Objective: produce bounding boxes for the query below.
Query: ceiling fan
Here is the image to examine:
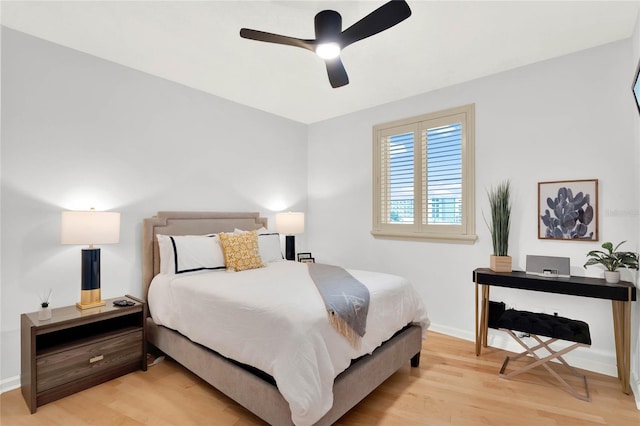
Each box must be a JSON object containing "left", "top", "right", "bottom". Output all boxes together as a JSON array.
[{"left": 239, "top": 1, "right": 412, "bottom": 88}]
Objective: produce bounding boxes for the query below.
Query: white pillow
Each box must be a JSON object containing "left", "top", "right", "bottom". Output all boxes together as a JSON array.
[
  {"left": 257, "top": 233, "right": 284, "bottom": 263},
  {"left": 234, "top": 227, "right": 268, "bottom": 235},
  {"left": 156, "top": 234, "right": 226, "bottom": 274},
  {"left": 156, "top": 234, "right": 174, "bottom": 275},
  {"left": 234, "top": 228, "right": 283, "bottom": 263}
]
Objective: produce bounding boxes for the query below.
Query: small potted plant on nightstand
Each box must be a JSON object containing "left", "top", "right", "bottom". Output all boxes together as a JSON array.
[
  {"left": 486, "top": 180, "right": 512, "bottom": 272},
  {"left": 38, "top": 289, "right": 52, "bottom": 321},
  {"left": 583, "top": 241, "right": 639, "bottom": 283}
]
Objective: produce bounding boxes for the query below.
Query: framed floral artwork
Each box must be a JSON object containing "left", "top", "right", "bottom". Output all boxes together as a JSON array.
[{"left": 538, "top": 179, "right": 598, "bottom": 241}]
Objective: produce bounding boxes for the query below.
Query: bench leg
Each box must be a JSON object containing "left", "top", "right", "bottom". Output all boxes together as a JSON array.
[{"left": 499, "top": 330, "right": 590, "bottom": 401}]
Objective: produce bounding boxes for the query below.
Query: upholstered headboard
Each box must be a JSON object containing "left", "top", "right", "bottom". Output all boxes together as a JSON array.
[{"left": 141, "top": 211, "right": 268, "bottom": 299}]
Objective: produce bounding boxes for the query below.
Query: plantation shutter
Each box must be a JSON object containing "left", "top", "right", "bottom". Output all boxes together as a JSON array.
[
  {"left": 423, "top": 123, "right": 463, "bottom": 226},
  {"left": 378, "top": 125, "right": 417, "bottom": 227}
]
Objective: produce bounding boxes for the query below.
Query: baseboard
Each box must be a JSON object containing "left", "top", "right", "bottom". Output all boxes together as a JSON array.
[
  {"left": 427, "top": 322, "right": 619, "bottom": 377},
  {"left": 1, "top": 375, "right": 20, "bottom": 394},
  {"left": 427, "top": 323, "right": 475, "bottom": 343},
  {"left": 631, "top": 370, "right": 640, "bottom": 410}
]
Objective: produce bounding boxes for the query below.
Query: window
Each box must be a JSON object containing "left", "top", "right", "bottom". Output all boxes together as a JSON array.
[{"left": 372, "top": 104, "right": 476, "bottom": 242}]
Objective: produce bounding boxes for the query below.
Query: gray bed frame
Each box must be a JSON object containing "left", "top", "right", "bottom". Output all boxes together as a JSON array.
[{"left": 142, "top": 211, "right": 422, "bottom": 425}]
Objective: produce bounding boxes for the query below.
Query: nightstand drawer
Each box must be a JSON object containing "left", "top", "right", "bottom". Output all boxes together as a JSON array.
[{"left": 36, "top": 330, "right": 143, "bottom": 393}]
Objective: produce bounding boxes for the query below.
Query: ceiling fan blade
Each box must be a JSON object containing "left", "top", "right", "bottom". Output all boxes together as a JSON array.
[
  {"left": 339, "top": 0, "right": 411, "bottom": 48},
  {"left": 325, "top": 57, "right": 349, "bottom": 88},
  {"left": 240, "top": 28, "right": 315, "bottom": 51}
]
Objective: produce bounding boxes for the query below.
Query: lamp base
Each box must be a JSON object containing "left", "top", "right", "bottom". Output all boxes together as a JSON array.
[
  {"left": 76, "top": 289, "right": 106, "bottom": 310},
  {"left": 78, "top": 248, "right": 104, "bottom": 310},
  {"left": 285, "top": 235, "right": 296, "bottom": 261}
]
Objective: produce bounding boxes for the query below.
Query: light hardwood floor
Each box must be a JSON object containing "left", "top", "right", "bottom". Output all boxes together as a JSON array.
[{"left": 2, "top": 331, "right": 639, "bottom": 425}]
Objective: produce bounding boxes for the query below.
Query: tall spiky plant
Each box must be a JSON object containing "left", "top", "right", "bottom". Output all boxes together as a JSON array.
[{"left": 486, "top": 180, "right": 511, "bottom": 256}]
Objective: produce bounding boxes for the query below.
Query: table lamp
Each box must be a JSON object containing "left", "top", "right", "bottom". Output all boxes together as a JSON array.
[
  {"left": 275, "top": 212, "right": 304, "bottom": 261},
  {"left": 61, "top": 209, "right": 120, "bottom": 309}
]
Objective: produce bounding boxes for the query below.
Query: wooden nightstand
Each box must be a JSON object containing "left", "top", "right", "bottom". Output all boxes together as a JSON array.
[{"left": 20, "top": 295, "right": 147, "bottom": 413}]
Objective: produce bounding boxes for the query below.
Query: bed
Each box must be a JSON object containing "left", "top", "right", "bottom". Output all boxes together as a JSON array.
[{"left": 142, "top": 211, "right": 429, "bottom": 425}]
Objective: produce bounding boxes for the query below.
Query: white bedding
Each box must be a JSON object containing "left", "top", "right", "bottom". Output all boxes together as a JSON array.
[{"left": 148, "top": 261, "right": 429, "bottom": 426}]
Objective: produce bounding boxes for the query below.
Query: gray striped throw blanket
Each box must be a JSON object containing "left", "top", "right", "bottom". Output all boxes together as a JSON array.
[{"left": 307, "top": 263, "right": 370, "bottom": 348}]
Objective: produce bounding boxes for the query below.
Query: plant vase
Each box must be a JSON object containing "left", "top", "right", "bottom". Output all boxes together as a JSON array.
[
  {"left": 38, "top": 303, "right": 51, "bottom": 321},
  {"left": 490, "top": 255, "right": 512, "bottom": 273},
  {"left": 604, "top": 270, "right": 620, "bottom": 284}
]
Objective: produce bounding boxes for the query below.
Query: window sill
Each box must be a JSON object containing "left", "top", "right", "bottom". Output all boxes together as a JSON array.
[{"left": 370, "top": 230, "right": 478, "bottom": 244}]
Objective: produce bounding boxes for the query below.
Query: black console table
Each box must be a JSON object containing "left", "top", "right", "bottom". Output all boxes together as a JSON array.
[{"left": 473, "top": 268, "right": 636, "bottom": 394}]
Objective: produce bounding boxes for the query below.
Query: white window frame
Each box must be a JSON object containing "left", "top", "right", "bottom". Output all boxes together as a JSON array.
[{"left": 371, "top": 104, "right": 477, "bottom": 242}]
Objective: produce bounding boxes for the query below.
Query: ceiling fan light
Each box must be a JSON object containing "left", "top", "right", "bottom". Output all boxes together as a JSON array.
[{"left": 315, "top": 42, "right": 341, "bottom": 60}]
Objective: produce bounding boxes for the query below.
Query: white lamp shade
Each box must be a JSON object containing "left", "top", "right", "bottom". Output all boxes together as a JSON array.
[
  {"left": 275, "top": 212, "right": 305, "bottom": 235},
  {"left": 61, "top": 210, "right": 120, "bottom": 245}
]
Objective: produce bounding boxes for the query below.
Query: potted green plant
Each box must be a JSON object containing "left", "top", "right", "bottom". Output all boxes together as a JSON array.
[
  {"left": 486, "top": 180, "right": 512, "bottom": 272},
  {"left": 38, "top": 288, "right": 52, "bottom": 321},
  {"left": 583, "top": 241, "right": 639, "bottom": 283}
]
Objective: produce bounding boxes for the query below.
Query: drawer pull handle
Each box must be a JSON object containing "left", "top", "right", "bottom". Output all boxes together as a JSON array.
[{"left": 89, "top": 355, "right": 104, "bottom": 364}]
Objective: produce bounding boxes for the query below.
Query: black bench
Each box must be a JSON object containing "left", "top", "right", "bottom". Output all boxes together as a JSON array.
[{"left": 489, "top": 301, "right": 591, "bottom": 401}]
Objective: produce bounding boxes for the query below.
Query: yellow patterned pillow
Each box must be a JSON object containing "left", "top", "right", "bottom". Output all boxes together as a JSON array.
[{"left": 218, "top": 230, "right": 264, "bottom": 271}]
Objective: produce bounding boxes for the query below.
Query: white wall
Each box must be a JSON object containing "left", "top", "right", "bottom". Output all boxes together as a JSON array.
[
  {"left": 0, "top": 28, "right": 308, "bottom": 387},
  {"left": 308, "top": 38, "right": 639, "bottom": 382}
]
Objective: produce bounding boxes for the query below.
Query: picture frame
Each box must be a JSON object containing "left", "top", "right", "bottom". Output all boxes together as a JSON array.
[
  {"left": 297, "top": 252, "right": 312, "bottom": 262},
  {"left": 538, "top": 179, "right": 598, "bottom": 241},
  {"left": 300, "top": 257, "right": 315, "bottom": 263},
  {"left": 633, "top": 57, "right": 640, "bottom": 114}
]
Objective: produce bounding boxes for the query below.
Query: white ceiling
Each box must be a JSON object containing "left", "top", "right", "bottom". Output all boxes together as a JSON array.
[{"left": 2, "top": 1, "right": 639, "bottom": 124}]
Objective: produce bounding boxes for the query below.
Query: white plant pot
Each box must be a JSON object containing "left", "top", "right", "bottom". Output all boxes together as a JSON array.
[{"left": 604, "top": 270, "right": 620, "bottom": 284}]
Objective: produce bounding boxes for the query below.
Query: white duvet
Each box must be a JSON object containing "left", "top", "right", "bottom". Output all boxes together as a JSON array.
[{"left": 148, "top": 261, "right": 429, "bottom": 425}]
